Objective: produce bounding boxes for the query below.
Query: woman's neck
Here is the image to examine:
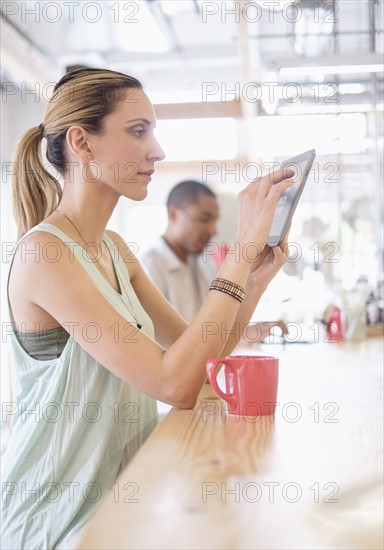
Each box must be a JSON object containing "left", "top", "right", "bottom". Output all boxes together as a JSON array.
[{"left": 52, "top": 182, "right": 119, "bottom": 245}]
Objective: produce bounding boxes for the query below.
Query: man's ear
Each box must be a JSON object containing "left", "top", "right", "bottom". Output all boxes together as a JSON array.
[
  {"left": 66, "top": 126, "right": 92, "bottom": 164},
  {"left": 168, "top": 205, "right": 180, "bottom": 223}
]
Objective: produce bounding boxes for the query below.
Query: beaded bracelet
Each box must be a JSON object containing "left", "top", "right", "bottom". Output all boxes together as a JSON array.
[{"left": 209, "top": 277, "right": 245, "bottom": 303}]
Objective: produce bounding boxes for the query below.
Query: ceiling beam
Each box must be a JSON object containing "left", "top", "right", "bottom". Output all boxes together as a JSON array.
[
  {"left": 101, "top": 43, "right": 237, "bottom": 66},
  {"left": 265, "top": 53, "right": 384, "bottom": 73},
  {"left": 153, "top": 100, "right": 242, "bottom": 119},
  {"left": 236, "top": 0, "right": 260, "bottom": 162},
  {"left": 0, "top": 19, "right": 57, "bottom": 89}
]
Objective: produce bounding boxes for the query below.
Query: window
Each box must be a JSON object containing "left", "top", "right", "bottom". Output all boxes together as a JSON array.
[{"left": 155, "top": 118, "right": 237, "bottom": 161}]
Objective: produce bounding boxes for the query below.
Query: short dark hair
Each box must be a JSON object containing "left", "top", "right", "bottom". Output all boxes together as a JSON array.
[{"left": 166, "top": 180, "right": 216, "bottom": 209}]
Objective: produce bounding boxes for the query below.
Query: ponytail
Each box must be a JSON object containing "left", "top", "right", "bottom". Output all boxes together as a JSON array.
[
  {"left": 12, "top": 126, "right": 62, "bottom": 239},
  {"left": 11, "top": 67, "right": 143, "bottom": 239}
]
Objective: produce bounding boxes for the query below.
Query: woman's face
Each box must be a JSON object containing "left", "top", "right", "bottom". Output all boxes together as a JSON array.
[{"left": 86, "top": 88, "right": 165, "bottom": 200}]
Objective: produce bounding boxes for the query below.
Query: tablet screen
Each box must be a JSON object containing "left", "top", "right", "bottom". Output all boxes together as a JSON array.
[
  {"left": 267, "top": 149, "right": 315, "bottom": 246},
  {"left": 269, "top": 157, "right": 310, "bottom": 237}
]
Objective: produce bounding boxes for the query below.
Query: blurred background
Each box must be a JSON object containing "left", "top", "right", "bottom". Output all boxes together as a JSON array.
[{"left": 1, "top": 0, "right": 383, "bottom": 341}]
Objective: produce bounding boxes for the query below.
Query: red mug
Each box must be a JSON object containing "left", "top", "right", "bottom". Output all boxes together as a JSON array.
[{"left": 206, "top": 355, "right": 279, "bottom": 416}]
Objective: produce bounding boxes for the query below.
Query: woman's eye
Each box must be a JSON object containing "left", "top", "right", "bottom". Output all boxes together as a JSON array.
[{"left": 133, "top": 129, "right": 146, "bottom": 137}]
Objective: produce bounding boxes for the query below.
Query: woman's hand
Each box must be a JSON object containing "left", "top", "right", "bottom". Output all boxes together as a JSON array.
[
  {"left": 235, "top": 168, "right": 294, "bottom": 260},
  {"left": 207, "top": 170, "right": 294, "bottom": 359},
  {"left": 247, "top": 235, "right": 289, "bottom": 291}
]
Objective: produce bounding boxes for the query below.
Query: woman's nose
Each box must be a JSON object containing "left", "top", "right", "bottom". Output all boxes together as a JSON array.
[{"left": 148, "top": 138, "right": 166, "bottom": 162}]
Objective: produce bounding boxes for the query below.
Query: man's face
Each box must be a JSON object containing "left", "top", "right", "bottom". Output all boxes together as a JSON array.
[{"left": 170, "top": 194, "right": 219, "bottom": 255}]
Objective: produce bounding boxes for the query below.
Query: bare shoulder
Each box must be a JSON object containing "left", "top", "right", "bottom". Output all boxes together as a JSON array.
[
  {"left": 8, "top": 229, "right": 84, "bottom": 327},
  {"left": 9, "top": 229, "right": 93, "bottom": 295},
  {"left": 11, "top": 229, "right": 70, "bottom": 273}
]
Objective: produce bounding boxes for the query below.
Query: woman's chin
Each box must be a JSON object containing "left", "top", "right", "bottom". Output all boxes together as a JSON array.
[{"left": 125, "top": 188, "right": 149, "bottom": 202}]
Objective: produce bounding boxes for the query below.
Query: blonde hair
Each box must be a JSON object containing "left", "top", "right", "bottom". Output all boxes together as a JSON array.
[{"left": 12, "top": 67, "right": 142, "bottom": 238}]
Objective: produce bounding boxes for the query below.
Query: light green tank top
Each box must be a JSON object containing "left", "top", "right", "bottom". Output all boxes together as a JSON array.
[{"left": 1, "top": 224, "right": 158, "bottom": 549}]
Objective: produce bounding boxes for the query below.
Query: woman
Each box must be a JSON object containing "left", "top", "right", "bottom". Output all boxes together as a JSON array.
[{"left": 1, "top": 67, "right": 293, "bottom": 549}]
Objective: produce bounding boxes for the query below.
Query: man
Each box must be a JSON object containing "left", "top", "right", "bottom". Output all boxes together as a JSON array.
[
  {"left": 141, "top": 179, "right": 287, "bottom": 342},
  {"left": 140, "top": 180, "right": 219, "bottom": 322}
]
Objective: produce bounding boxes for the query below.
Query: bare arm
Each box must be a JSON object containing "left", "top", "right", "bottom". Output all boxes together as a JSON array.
[
  {"left": 219, "top": 244, "right": 289, "bottom": 356},
  {"left": 9, "top": 170, "right": 293, "bottom": 409}
]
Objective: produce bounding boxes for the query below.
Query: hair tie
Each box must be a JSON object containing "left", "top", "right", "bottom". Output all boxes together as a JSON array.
[{"left": 38, "top": 123, "right": 45, "bottom": 137}]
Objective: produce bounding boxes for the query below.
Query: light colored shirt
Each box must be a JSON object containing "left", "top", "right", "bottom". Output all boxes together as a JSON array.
[
  {"left": 1, "top": 224, "right": 158, "bottom": 550},
  {"left": 140, "top": 237, "right": 218, "bottom": 322}
]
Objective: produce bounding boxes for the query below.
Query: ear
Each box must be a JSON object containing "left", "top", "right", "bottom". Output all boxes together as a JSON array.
[
  {"left": 66, "top": 126, "right": 91, "bottom": 164},
  {"left": 167, "top": 205, "right": 179, "bottom": 223}
]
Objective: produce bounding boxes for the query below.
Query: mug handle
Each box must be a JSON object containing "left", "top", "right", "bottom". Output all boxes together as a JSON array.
[{"left": 206, "top": 359, "right": 235, "bottom": 404}]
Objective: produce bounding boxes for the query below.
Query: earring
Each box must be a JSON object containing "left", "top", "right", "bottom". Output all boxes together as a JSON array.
[{"left": 88, "top": 154, "right": 93, "bottom": 162}]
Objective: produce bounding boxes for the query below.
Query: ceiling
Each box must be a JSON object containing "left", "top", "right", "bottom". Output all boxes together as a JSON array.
[{"left": 1, "top": 0, "right": 383, "bottom": 115}]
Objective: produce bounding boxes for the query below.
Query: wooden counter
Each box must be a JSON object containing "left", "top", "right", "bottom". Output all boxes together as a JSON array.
[{"left": 76, "top": 337, "right": 383, "bottom": 550}]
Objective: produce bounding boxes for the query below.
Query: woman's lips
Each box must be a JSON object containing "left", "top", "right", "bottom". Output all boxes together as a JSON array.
[
  {"left": 138, "top": 169, "right": 154, "bottom": 176},
  {"left": 137, "top": 169, "right": 154, "bottom": 182}
]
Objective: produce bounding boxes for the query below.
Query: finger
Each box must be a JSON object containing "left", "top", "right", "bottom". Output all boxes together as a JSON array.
[
  {"left": 269, "top": 245, "right": 286, "bottom": 268},
  {"left": 268, "top": 167, "right": 295, "bottom": 185},
  {"left": 259, "top": 175, "right": 294, "bottom": 203},
  {"left": 266, "top": 178, "right": 294, "bottom": 208},
  {"left": 242, "top": 168, "right": 294, "bottom": 198},
  {"left": 262, "top": 168, "right": 295, "bottom": 187}
]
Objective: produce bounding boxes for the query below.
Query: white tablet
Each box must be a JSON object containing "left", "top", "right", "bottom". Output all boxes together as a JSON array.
[{"left": 267, "top": 149, "right": 316, "bottom": 247}]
